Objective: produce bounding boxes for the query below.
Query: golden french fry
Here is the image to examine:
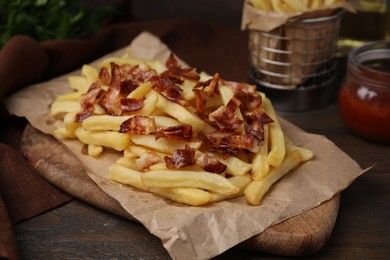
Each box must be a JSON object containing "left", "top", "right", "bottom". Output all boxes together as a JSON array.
[
  {"left": 115, "top": 157, "right": 138, "bottom": 169},
  {"left": 128, "top": 145, "right": 168, "bottom": 159},
  {"left": 211, "top": 174, "right": 252, "bottom": 202},
  {"left": 133, "top": 90, "right": 157, "bottom": 116},
  {"left": 51, "top": 100, "right": 80, "bottom": 115},
  {"left": 324, "top": 0, "right": 341, "bottom": 5},
  {"left": 245, "top": 150, "right": 302, "bottom": 205},
  {"left": 68, "top": 75, "right": 89, "bottom": 93},
  {"left": 54, "top": 127, "right": 77, "bottom": 139},
  {"left": 211, "top": 153, "right": 252, "bottom": 176},
  {"left": 130, "top": 134, "right": 201, "bottom": 155},
  {"left": 283, "top": 0, "right": 309, "bottom": 12},
  {"left": 250, "top": 0, "right": 273, "bottom": 11},
  {"left": 109, "top": 164, "right": 211, "bottom": 206},
  {"left": 81, "top": 64, "right": 99, "bottom": 85},
  {"left": 83, "top": 115, "right": 131, "bottom": 131},
  {"left": 251, "top": 124, "right": 270, "bottom": 180},
  {"left": 55, "top": 91, "right": 81, "bottom": 101},
  {"left": 88, "top": 144, "right": 103, "bottom": 156},
  {"left": 127, "top": 81, "right": 154, "bottom": 99},
  {"left": 310, "top": 0, "right": 324, "bottom": 8},
  {"left": 75, "top": 127, "right": 130, "bottom": 151},
  {"left": 63, "top": 112, "right": 80, "bottom": 133},
  {"left": 270, "top": 0, "right": 284, "bottom": 12},
  {"left": 286, "top": 143, "right": 314, "bottom": 162},
  {"left": 141, "top": 170, "right": 240, "bottom": 195},
  {"left": 154, "top": 91, "right": 214, "bottom": 133},
  {"left": 263, "top": 97, "right": 286, "bottom": 167}
]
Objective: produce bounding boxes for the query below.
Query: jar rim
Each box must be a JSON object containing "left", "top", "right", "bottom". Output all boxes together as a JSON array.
[{"left": 348, "top": 41, "right": 390, "bottom": 88}]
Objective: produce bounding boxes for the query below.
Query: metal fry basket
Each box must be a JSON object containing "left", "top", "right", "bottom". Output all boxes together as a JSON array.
[{"left": 249, "top": 11, "right": 344, "bottom": 90}]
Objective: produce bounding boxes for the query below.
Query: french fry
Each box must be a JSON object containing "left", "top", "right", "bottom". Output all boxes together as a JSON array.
[
  {"left": 55, "top": 91, "right": 81, "bottom": 101},
  {"left": 211, "top": 174, "right": 252, "bottom": 202},
  {"left": 81, "top": 64, "right": 99, "bottom": 85},
  {"left": 251, "top": 124, "right": 270, "bottom": 180},
  {"left": 127, "top": 81, "right": 154, "bottom": 99},
  {"left": 270, "top": 0, "right": 284, "bottom": 12},
  {"left": 68, "top": 76, "right": 88, "bottom": 93},
  {"left": 283, "top": 0, "right": 309, "bottom": 12},
  {"left": 109, "top": 164, "right": 211, "bottom": 206},
  {"left": 141, "top": 170, "right": 240, "bottom": 195},
  {"left": 75, "top": 127, "right": 131, "bottom": 151},
  {"left": 250, "top": 0, "right": 273, "bottom": 11},
  {"left": 154, "top": 91, "right": 214, "bottom": 134},
  {"left": 211, "top": 153, "right": 252, "bottom": 176},
  {"left": 88, "top": 144, "right": 103, "bottom": 156},
  {"left": 245, "top": 150, "right": 302, "bottom": 205},
  {"left": 310, "top": 0, "right": 324, "bottom": 8},
  {"left": 262, "top": 97, "right": 286, "bottom": 167},
  {"left": 130, "top": 134, "right": 201, "bottom": 155},
  {"left": 51, "top": 100, "right": 80, "bottom": 115}
]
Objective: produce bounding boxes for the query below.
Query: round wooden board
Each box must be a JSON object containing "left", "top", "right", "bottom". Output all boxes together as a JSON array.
[{"left": 21, "top": 124, "right": 340, "bottom": 256}]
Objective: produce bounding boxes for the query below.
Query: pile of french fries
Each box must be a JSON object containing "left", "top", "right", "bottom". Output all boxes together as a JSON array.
[
  {"left": 51, "top": 52, "right": 314, "bottom": 206},
  {"left": 250, "top": 0, "right": 345, "bottom": 13}
]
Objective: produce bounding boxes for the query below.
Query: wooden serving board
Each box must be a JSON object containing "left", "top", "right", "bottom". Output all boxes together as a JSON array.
[{"left": 21, "top": 124, "right": 340, "bottom": 257}]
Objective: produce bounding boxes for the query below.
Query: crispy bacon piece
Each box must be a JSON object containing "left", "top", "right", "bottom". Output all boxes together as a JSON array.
[
  {"left": 136, "top": 151, "right": 161, "bottom": 171},
  {"left": 193, "top": 73, "right": 220, "bottom": 96},
  {"left": 244, "top": 110, "right": 274, "bottom": 142},
  {"left": 119, "top": 115, "right": 157, "bottom": 134},
  {"left": 120, "top": 98, "right": 144, "bottom": 113},
  {"left": 195, "top": 153, "right": 227, "bottom": 174},
  {"left": 164, "top": 145, "right": 227, "bottom": 174},
  {"left": 205, "top": 131, "right": 256, "bottom": 153},
  {"left": 75, "top": 82, "right": 103, "bottom": 122},
  {"left": 164, "top": 145, "right": 196, "bottom": 169},
  {"left": 119, "top": 64, "right": 156, "bottom": 94},
  {"left": 163, "top": 53, "right": 200, "bottom": 82},
  {"left": 155, "top": 124, "right": 194, "bottom": 141},
  {"left": 208, "top": 90, "right": 245, "bottom": 131},
  {"left": 99, "top": 63, "right": 157, "bottom": 116},
  {"left": 99, "top": 62, "right": 122, "bottom": 115},
  {"left": 151, "top": 76, "right": 188, "bottom": 106},
  {"left": 98, "top": 67, "right": 111, "bottom": 85}
]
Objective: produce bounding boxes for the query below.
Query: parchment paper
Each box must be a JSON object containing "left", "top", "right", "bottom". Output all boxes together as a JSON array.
[{"left": 3, "top": 32, "right": 367, "bottom": 260}]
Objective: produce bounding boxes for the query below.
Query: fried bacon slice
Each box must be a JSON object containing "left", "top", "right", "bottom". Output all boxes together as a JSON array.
[
  {"left": 165, "top": 145, "right": 226, "bottom": 174},
  {"left": 162, "top": 53, "right": 200, "bottom": 82},
  {"left": 99, "top": 63, "right": 156, "bottom": 116},
  {"left": 205, "top": 131, "right": 255, "bottom": 154},
  {"left": 244, "top": 110, "right": 273, "bottom": 142},
  {"left": 75, "top": 82, "right": 104, "bottom": 122},
  {"left": 119, "top": 115, "right": 157, "bottom": 134},
  {"left": 195, "top": 152, "right": 227, "bottom": 174},
  {"left": 164, "top": 145, "right": 196, "bottom": 169},
  {"left": 155, "top": 124, "right": 194, "bottom": 141},
  {"left": 151, "top": 75, "right": 188, "bottom": 106},
  {"left": 136, "top": 151, "right": 161, "bottom": 172}
]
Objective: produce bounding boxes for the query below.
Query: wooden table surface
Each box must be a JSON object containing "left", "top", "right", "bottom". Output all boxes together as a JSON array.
[{"left": 13, "top": 100, "right": 390, "bottom": 259}]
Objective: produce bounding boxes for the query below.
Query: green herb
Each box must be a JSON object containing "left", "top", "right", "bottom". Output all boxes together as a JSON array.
[{"left": 0, "top": 0, "right": 116, "bottom": 47}]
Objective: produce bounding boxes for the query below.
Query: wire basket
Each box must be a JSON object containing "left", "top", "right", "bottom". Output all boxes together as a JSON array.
[{"left": 249, "top": 11, "right": 344, "bottom": 90}]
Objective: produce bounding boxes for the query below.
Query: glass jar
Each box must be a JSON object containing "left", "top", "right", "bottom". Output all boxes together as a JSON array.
[{"left": 338, "top": 41, "right": 390, "bottom": 144}]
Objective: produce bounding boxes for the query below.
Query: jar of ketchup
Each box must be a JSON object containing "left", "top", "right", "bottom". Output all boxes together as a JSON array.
[{"left": 339, "top": 41, "right": 390, "bottom": 144}]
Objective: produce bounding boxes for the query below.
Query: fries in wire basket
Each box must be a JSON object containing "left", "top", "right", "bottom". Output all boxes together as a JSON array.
[
  {"left": 50, "top": 52, "right": 314, "bottom": 206},
  {"left": 249, "top": 0, "right": 346, "bottom": 13}
]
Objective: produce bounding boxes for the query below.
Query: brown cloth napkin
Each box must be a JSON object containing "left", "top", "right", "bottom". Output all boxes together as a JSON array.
[{"left": 0, "top": 19, "right": 248, "bottom": 259}]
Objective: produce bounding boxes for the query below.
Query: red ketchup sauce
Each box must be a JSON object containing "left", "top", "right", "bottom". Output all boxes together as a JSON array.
[{"left": 338, "top": 41, "right": 390, "bottom": 144}]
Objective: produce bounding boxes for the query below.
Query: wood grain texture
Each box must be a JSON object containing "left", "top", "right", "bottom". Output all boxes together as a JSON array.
[{"left": 21, "top": 124, "right": 340, "bottom": 257}]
